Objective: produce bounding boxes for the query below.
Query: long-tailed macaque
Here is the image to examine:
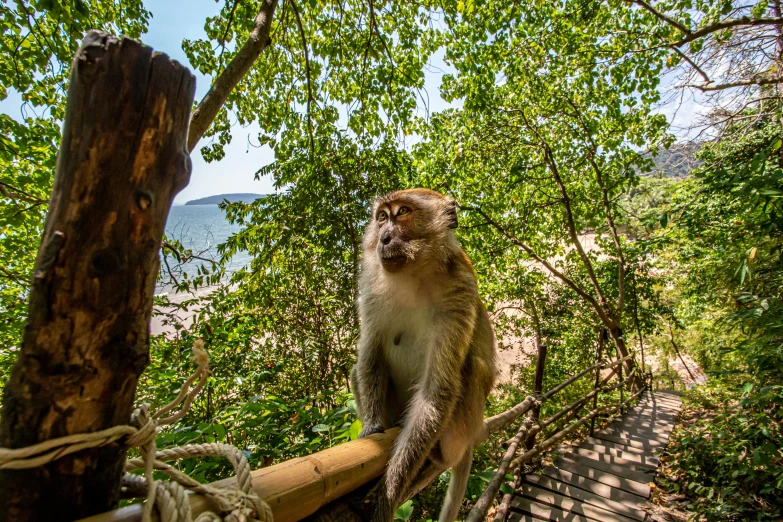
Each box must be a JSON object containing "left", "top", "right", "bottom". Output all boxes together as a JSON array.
[{"left": 351, "top": 188, "right": 497, "bottom": 522}]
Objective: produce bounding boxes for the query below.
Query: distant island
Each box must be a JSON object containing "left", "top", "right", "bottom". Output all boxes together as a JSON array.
[{"left": 184, "top": 193, "right": 265, "bottom": 205}]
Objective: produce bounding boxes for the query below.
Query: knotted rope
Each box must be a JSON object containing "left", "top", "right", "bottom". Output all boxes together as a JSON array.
[{"left": 0, "top": 340, "right": 273, "bottom": 522}]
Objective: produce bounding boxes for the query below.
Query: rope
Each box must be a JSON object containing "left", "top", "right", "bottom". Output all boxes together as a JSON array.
[{"left": 0, "top": 340, "right": 273, "bottom": 522}]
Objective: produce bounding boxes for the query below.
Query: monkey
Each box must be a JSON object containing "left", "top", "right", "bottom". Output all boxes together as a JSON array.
[{"left": 350, "top": 188, "right": 497, "bottom": 522}]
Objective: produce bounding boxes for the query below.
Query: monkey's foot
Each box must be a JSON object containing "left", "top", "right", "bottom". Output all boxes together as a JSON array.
[{"left": 358, "top": 424, "right": 385, "bottom": 438}]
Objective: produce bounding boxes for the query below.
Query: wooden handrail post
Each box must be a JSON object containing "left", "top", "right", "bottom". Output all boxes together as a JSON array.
[
  {"left": 0, "top": 31, "right": 195, "bottom": 522},
  {"left": 589, "top": 327, "right": 606, "bottom": 436},
  {"left": 526, "top": 341, "right": 547, "bottom": 450},
  {"left": 618, "top": 352, "right": 625, "bottom": 415}
]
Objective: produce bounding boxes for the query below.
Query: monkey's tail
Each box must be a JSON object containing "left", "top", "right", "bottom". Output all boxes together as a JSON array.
[{"left": 438, "top": 451, "right": 473, "bottom": 522}]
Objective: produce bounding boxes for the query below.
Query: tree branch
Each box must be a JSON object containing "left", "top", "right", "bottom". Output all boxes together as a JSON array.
[
  {"left": 685, "top": 75, "right": 783, "bottom": 91},
  {"left": 187, "top": 0, "right": 279, "bottom": 152},
  {"left": 676, "top": 16, "right": 783, "bottom": 46},
  {"left": 671, "top": 46, "right": 710, "bottom": 83},
  {"left": 630, "top": 0, "right": 689, "bottom": 34},
  {"left": 561, "top": 95, "right": 627, "bottom": 318},
  {"left": 461, "top": 205, "right": 614, "bottom": 328},
  {"left": 629, "top": 1, "right": 783, "bottom": 47},
  {"left": 0, "top": 266, "right": 28, "bottom": 287},
  {"left": 215, "top": 0, "right": 240, "bottom": 77},
  {"left": 0, "top": 181, "right": 47, "bottom": 205},
  {"left": 289, "top": 0, "right": 315, "bottom": 155}
]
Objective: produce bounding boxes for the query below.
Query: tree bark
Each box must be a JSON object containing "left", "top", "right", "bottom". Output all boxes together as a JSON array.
[{"left": 0, "top": 31, "right": 195, "bottom": 522}]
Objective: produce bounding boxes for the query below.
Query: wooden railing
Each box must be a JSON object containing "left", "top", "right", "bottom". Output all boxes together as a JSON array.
[{"left": 82, "top": 347, "right": 649, "bottom": 522}]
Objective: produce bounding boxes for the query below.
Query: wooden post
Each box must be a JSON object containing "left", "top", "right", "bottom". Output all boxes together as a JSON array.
[
  {"left": 589, "top": 327, "right": 605, "bottom": 436},
  {"left": 0, "top": 31, "right": 195, "bottom": 522},
  {"left": 630, "top": 270, "right": 646, "bottom": 374},
  {"left": 525, "top": 298, "right": 545, "bottom": 450},
  {"left": 618, "top": 350, "right": 625, "bottom": 415},
  {"left": 525, "top": 342, "right": 546, "bottom": 450}
]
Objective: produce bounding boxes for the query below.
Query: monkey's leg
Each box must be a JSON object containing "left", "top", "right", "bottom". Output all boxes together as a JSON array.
[
  {"left": 350, "top": 367, "right": 364, "bottom": 417},
  {"left": 438, "top": 451, "right": 473, "bottom": 522},
  {"left": 373, "top": 345, "right": 467, "bottom": 521}
]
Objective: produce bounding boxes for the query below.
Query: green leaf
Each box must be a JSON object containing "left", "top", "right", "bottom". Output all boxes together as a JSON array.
[{"left": 394, "top": 500, "right": 414, "bottom": 521}]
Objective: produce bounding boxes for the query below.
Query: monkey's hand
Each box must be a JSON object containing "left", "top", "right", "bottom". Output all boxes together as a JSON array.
[{"left": 358, "top": 423, "right": 385, "bottom": 438}]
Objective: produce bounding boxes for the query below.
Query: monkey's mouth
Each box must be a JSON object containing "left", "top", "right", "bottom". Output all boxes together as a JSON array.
[{"left": 379, "top": 252, "right": 409, "bottom": 272}]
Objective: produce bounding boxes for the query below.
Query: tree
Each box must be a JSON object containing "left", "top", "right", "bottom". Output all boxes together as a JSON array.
[
  {"left": 621, "top": 0, "right": 783, "bottom": 134},
  {"left": 413, "top": 0, "right": 670, "bottom": 380}
]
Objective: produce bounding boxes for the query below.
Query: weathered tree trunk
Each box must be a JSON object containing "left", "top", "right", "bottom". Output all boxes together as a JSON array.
[{"left": 0, "top": 31, "right": 195, "bottom": 521}]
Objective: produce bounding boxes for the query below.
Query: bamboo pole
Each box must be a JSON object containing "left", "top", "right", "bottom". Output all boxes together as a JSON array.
[
  {"left": 484, "top": 395, "right": 538, "bottom": 435},
  {"left": 492, "top": 466, "right": 521, "bottom": 522},
  {"left": 79, "top": 428, "right": 400, "bottom": 522},
  {"left": 527, "top": 340, "right": 547, "bottom": 450},
  {"left": 467, "top": 380, "right": 648, "bottom": 522},
  {"left": 511, "top": 385, "right": 646, "bottom": 471},
  {"left": 541, "top": 380, "right": 622, "bottom": 430}
]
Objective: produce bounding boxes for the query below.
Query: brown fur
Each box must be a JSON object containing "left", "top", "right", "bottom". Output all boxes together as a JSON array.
[{"left": 351, "top": 188, "right": 497, "bottom": 522}]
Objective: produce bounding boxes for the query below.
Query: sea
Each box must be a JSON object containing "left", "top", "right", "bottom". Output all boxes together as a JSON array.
[{"left": 157, "top": 205, "right": 252, "bottom": 295}]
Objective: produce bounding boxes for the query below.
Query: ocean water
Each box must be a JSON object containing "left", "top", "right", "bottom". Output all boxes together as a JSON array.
[{"left": 158, "top": 205, "right": 252, "bottom": 294}]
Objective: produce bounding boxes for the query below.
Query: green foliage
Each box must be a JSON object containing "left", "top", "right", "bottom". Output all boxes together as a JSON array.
[
  {"left": 182, "top": 0, "right": 443, "bottom": 162},
  {"left": 663, "top": 383, "right": 783, "bottom": 521},
  {"left": 631, "top": 104, "right": 783, "bottom": 517}
]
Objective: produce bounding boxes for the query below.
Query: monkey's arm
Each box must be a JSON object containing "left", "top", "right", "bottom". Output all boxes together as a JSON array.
[{"left": 354, "top": 334, "right": 390, "bottom": 438}]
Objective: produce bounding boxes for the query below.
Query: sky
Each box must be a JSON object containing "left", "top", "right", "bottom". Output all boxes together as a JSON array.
[{"left": 0, "top": 1, "right": 702, "bottom": 204}]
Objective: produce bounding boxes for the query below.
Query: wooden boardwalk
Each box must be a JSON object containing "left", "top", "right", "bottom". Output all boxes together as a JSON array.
[{"left": 507, "top": 391, "right": 682, "bottom": 522}]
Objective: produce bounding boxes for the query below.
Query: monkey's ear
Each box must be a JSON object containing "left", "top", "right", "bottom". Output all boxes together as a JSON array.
[{"left": 446, "top": 199, "right": 459, "bottom": 229}]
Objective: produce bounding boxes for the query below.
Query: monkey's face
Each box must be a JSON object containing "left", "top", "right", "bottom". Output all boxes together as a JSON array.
[
  {"left": 374, "top": 200, "right": 416, "bottom": 273},
  {"left": 369, "top": 189, "right": 458, "bottom": 274}
]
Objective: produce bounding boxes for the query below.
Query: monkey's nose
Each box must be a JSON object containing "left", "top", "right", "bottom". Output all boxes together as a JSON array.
[{"left": 381, "top": 231, "right": 392, "bottom": 245}]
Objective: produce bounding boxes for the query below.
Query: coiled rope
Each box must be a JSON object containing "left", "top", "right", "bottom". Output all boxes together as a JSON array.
[{"left": 0, "top": 340, "right": 273, "bottom": 522}]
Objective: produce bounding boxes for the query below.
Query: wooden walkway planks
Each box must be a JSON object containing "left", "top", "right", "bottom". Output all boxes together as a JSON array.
[{"left": 507, "top": 391, "right": 681, "bottom": 522}]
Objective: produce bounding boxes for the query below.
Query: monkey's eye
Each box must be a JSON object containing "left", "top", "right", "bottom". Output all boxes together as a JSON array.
[
  {"left": 378, "top": 210, "right": 388, "bottom": 221},
  {"left": 397, "top": 206, "right": 411, "bottom": 216}
]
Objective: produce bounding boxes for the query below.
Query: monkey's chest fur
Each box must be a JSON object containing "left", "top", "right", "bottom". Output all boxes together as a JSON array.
[{"left": 378, "top": 304, "right": 433, "bottom": 422}]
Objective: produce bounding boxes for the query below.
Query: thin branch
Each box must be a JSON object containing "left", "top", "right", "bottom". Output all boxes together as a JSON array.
[
  {"left": 513, "top": 109, "right": 610, "bottom": 311},
  {"left": 685, "top": 75, "right": 783, "bottom": 91},
  {"left": 630, "top": 0, "right": 689, "bottom": 34},
  {"left": 461, "top": 205, "right": 614, "bottom": 328},
  {"left": 188, "top": 0, "right": 279, "bottom": 152},
  {"left": 215, "top": 0, "right": 240, "bottom": 77},
  {"left": 630, "top": 0, "right": 783, "bottom": 48},
  {"left": 561, "top": 96, "right": 626, "bottom": 317},
  {"left": 662, "top": 319, "right": 698, "bottom": 382},
  {"left": 289, "top": 0, "right": 316, "bottom": 155},
  {"left": 672, "top": 46, "right": 710, "bottom": 83},
  {"left": 0, "top": 266, "right": 29, "bottom": 287},
  {"left": 676, "top": 17, "right": 783, "bottom": 47},
  {"left": 0, "top": 181, "right": 47, "bottom": 205}
]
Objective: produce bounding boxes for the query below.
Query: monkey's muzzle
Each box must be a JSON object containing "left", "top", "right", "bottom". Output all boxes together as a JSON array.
[
  {"left": 378, "top": 241, "right": 409, "bottom": 272},
  {"left": 379, "top": 252, "right": 408, "bottom": 272}
]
